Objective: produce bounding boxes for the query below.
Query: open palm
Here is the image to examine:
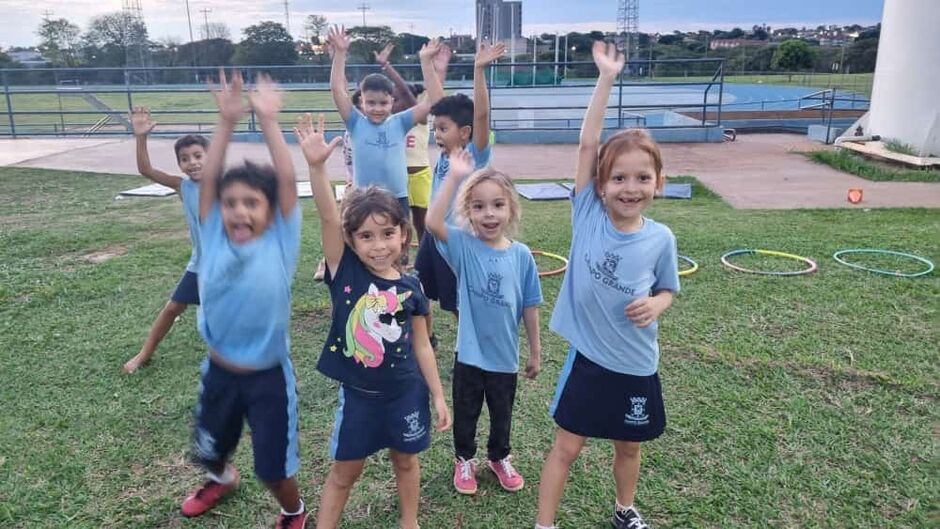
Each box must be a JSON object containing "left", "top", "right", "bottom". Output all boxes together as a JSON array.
[
  {"left": 295, "top": 113, "right": 342, "bottom": 166},
  {"left": 592, "top": 40, "right": 624, "bottom": 77}
]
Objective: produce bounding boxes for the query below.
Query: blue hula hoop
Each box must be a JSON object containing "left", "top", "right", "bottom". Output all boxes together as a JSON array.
[{"left": 832, "top": 249, "right": 935, "bottom": 278}]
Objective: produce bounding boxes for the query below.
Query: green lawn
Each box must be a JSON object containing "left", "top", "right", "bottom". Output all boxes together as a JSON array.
[
  {"left": 803, "top": 150, "right": 940, "bottom": 182},
  {"left": 0, "top": 167, "right": 936, "bottom": 528}
]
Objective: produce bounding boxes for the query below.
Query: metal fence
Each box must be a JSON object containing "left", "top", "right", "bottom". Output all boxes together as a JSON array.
[{"left": 0, "top": 58, "right": 728, "bottom": 138}]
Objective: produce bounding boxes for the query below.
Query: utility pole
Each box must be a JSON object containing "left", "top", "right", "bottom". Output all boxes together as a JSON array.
[
  {"left": 357, "top": 3, "right": 370, "bottom": 26},
  {"left": 184, "top": 0, "right": 194, "bottom": 45},
  {"left": 200, "top": 7, "right": 211, "bottom": 40}
]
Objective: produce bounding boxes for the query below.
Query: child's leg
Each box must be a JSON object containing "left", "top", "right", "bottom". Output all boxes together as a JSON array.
[
  {"left": 535, "top": 428, "right": 587, "bottom": 526},
  {"left": 452, "top": 360, "right": 486, "bottom": 460},
  {"left": 264, "top": 477, "right": 303, "bottom": 513},
  {"left": 124, "top": 300, "right": 187, "bottom": 372},
  {"left": 411, "top": 206, "right": 427, "bottom": 242},
  {"left": 483, "top": 370, "right": 518, "bottom": 461},
  {"left": 316, "top": 459, "right": 366, "bottom": 529},
  {"left": 389, "top": 450, "right": 421, "bottom": 529},
  {"left": 612, "top": 441, "right": 642, "bottom": 508}
]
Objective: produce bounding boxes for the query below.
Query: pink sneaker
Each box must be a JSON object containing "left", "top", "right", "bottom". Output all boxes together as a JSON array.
[
  {"left": 180, "top": 467, "right": 240, "bottom": 517},
  {"left": 453, "top": 457, "right": 478, "bottom": 495},
  {"left": 488, "top": 456, "right": 524, "bottom": 492}
]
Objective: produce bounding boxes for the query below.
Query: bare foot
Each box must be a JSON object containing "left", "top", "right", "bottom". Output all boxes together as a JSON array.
[{"left": 123, "top": 352, "right": 151, "bottom": 373}]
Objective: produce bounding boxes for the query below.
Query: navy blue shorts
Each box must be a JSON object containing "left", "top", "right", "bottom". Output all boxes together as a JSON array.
[
  {"left": 550, "top": 349, "right": 666, "bottom": 442},
  {"left": 170, "top": 270, "right": 200, "bottom": 305},
  {"left": 329, "top": 381, "right": 432, "bottom": 461},
  {"left": 191, "top": 359, "right": 300, "bottom": 481},
  {"left": 414, "top": 233, "right": 458, "bottom": 313}
]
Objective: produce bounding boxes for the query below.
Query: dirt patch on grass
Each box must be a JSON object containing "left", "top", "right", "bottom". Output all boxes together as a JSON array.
[{"left": 80, "top": 245, "right": 128, "bottom": 264}]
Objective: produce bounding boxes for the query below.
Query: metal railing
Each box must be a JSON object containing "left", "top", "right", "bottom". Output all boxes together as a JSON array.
[{"left": 1, "top": 59, "right": 726, "bottom": 138}]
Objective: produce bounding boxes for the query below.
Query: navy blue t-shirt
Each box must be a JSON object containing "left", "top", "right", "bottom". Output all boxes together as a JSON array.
[{"left": 317, "top": 247, "right": 430, "bottom": 393}]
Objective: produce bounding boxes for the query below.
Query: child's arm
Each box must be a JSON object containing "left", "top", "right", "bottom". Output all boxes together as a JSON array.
[
  {"left": 625, "top": 291, "right": 674, "bottom": 328},
  {"left": 295, "top": 113, "right": 344, "bottom": 272},
  {"left": 575, "top": 41, "right": 624, "bottom": 194},
  {"left": 411, "top": 315, "right": 452, "bottom": 432},
  {"left": 129, "top": 107, "right": 182, "bottom": 191},
  {"left": 425, "top": 149, "right": 475, "bottom": 242},
  {"left": 410, "top": 38, "right": 447, "bottom": 125},
  {"left": 522, "top": 306, "right": 541, "bottom": 379},
  {"left": 327, "top": 25, "right": 354, "bottom": 122},
  {"left": 248, "top": 74, "right": 296, "bottom": 217},
  {"left": 200, "top": 70, "right": 246, "bottom": 220},
  {"left": 374, "top": 43, "right": 418, "bottom": 112},
  {"left": 472, "top": 42, "right": 505, "bottom": 152}
]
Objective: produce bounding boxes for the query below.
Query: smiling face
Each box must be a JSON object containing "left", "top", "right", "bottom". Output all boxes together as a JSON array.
[
  {"left": 176, "top": 144, "right": 206, "bottom": 181},
  {"left": 599, "top": 149, "right": 663, "bottom": 232},
  {"left": 466, "top": 180, "right": 512, "bottom": 245},
  {"left": 220, "top": 181, "right": 274, "bottom": 244},
  {"left": 349, "top": 213, "right": 405, "bottom": 277},
  {"left": 432, "top": 115, "right": 471, "bottom": 153},
  {"left": 360, "top": 89, "right": 394, "bottom": 124}
]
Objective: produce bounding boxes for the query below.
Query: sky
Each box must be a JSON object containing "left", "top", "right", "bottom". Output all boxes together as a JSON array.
[{"left": 1, "top": 0, "right": 885, "bottom": 49}]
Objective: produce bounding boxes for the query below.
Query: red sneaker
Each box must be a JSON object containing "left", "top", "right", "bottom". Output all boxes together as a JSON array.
[
  {"left": 276, "top": 510, "right": 308, "bottom": 529},
  {"left": 180, "top": 467, "right": 240, "bottom": 517},
  {"left": 488, "top": 456, "right": 524, "bottom": 492},
  {"left": 453, "top": 457, "right": 478, "bottom": 495}
]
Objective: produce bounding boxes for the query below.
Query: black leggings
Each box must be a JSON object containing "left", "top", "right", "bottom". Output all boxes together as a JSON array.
[{"left": 452, "top": 359, "right": 518, "bottom": 461}]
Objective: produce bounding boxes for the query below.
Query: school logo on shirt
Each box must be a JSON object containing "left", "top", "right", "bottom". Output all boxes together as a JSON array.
[
  {"left": 584, "top": 251, "right": 636, "bottom": 296},
  {"left": 402, "top": 410, "right": 426, "bottom": 442},
  {"left": 469, "top": 272, "right": 510, "bottom": 308},
  {"left": 624, "top": 396, "right": 650, "bottom": 426},
  {"left": 366, "top": 130, "right": 399, "bottom": 150}
]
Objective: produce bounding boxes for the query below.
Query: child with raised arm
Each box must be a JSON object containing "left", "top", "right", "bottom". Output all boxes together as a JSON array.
[
  {"left": 180, "top": 71, "right": 308, "bottom": 528},
  {"left": 123, "top": 107, "right": 208, "bottom": 373},
  {"left": 294, "top": 113, "right": 451, "bottom": 529},
  {"left": 425, "top": 152, "right": 542, "bottom": 495},
  {"left": 534, "top": 41, "right": 680, "bottom": 529},
  {"left": 326, "top": 25, "right": 446, "bottom": 216},
  {"left": 414, "top": 41, "right": 504, "bottom": 346}
]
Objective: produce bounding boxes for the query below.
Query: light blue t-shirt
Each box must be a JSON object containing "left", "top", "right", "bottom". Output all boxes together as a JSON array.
[
  {"left": 437, "top": 226, "right": 542, "bottom": 373},
  {"left": 197, "top": 203, "right": 302, "bottom": 370},
  {"left": 549, "top": 186, "right": 679, "bottom": 376},
  {"left": 348, "top": 108, "right": 414, "bottom": 198},
  {"left": 179, "top": 178, "right": 201, "bottom": 273},
  {"left": 430, "top": 142, "right": 492, "bottom": 222}
]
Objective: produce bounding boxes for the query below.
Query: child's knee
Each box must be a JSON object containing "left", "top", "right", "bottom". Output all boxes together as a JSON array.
[
  {"left": 613, "top": 441, "right": 641, "bottom": 460},
  {"left": 551, "top": 440, "right": 583, "bottom": 466},
  {"left": 389, "top": 451, "right": 418, "bottom": 473},
  {"left": 328, "top": 463, "right": 364, "bottom": 490}
]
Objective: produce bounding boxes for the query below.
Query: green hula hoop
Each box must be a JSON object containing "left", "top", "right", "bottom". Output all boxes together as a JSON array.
[
  {"left": 832, "top": 249, "right": 935, "bottom": 278},
  {"left": 678, "top": 255, "right": 699, "bottom": 277}
]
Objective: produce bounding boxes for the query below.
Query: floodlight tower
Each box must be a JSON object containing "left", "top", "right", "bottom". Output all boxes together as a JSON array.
[
  {"left": 122, "top": 0, "right": 151, "bottom": 81},
  {"left": 616, "top": 0, "right": 639, "bottom": 63}
]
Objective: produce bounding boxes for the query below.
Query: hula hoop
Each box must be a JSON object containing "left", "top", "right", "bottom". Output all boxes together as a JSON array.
[
  {"left": 832, "top": 249, "right": 935, "bottom": 278},
  {"left": 721, "top": 248, "right": 817, "bottom": 276},
  {"left": 678, "top": 255, "right": 699, "bottom": 277},
  {"left": 531, "top": 250, "right": 568, "bottom": 277}
]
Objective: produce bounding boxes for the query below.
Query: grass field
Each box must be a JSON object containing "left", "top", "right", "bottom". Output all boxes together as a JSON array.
[
  {"left": 803, "top": 150, "right": 940, "bottom": 183},
  {"left": 0, "top": 167, "right": 937, "bottom": 528}
]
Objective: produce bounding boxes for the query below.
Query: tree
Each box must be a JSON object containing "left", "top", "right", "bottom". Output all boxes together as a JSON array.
[
  {"left": 304, "top": 14, "right": 328, "bottom": 43},
  {"left": 179, "top": 38, "right": 235, "bottom": 67},
  {"left": 234, "top": 21, "right": 297, "bottom": 65},
  {"left": 81, "top": 11, "right": 149, "bottom": 67},
  {"left": 200, "top": 22, "right": 230, "bottom": 41},
  {"left": 844, "top": 36, "right": 878, "bottom": 73},
  {"left": 346, "top": 25, "right": 397, "bottom": 64},
  {"left": 37, "top": 17, "right": 81, "bottom": 67},
  {"left": 396, "top": 33, "right": 429, "bottom": 56},
  {"left": 771, "top": 39, "right": 816, "bottom": 79},
  {"left": 0, "top": 49, "right": 23, "bottom": 68}
]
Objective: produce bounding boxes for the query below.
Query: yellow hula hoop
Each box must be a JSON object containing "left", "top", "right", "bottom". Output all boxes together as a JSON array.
[
  {"left": 678, "top": 255, "right": 699, "bottom": 277},
  {"left": 721, "top": 248, "right": 818, "bottom": 276},
  {"left": 531, "top": 250, "right": 569, "bottom": 277}
]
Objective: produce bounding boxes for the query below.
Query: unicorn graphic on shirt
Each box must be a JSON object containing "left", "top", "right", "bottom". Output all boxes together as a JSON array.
[{"left": 344, "top": 283, "right": 412, "bottom": 368}]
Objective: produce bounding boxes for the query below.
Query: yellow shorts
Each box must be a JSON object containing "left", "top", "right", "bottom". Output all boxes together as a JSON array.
[{"left": 407, "top": 166, "right": 432, "bottom": 209}]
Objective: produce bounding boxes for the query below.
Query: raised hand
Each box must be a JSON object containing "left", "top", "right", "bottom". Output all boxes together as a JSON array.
[
  {"left": 592, "top": 40, "right": 624, "bottom": 78},
  {"left": 447, "top": 148, "right": 475, "bottom": 178},
  {"left": 419, "top": 37, "right": 442, "bottom": 62},
  {"left": 475, "top": 41, "right": 506, "bottom": 68},
  {"left": 248, "top": 73, "right": 283, "bottom": 121},
  {"left": 327, "top": 25, "right": 350, "bottom": 54},
  {"left": 130, "top": 106, "right": 156, "bottom": 136},
  {"left": 374, "top": 42, "right": 394, "bottom": 66},
  {"left": 294, "top": 113, "right": 342, "bottom": 166},
  {"left": 432, "top": 43, "right": 452, "bottom": 79},
  {"left": 210, "top": 69, "right": 247, "bottom": 123}
]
